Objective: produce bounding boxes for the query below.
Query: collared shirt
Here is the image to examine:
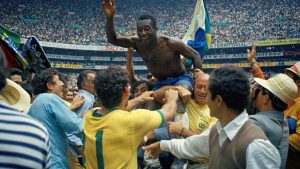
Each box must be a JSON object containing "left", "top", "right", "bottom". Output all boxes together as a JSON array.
[
  {"left": 284, "top": 96, "right": 300, "bottom": 151},
  {"left": 75, "top": 89, "right": 95, "bottom": 118},
  {"left": 68, "top": 89, "right": 95, "bottom": 156},
  {"left": 160, "top": 111, "right": 281, "bottom": 169},
  {"left": 28, "top": 93, "right": 82, "bottom": 169}
]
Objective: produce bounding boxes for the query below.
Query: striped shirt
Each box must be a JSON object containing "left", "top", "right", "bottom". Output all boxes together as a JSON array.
[{"left": 0, "top": 102, "right": 51, "bottom": 169}]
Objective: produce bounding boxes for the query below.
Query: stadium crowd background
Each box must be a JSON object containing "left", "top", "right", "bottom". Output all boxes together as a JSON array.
[
  {"left": 0, "top": 0, "right": 299, "bottom": 91},
  {"left": 1, "top": 0, "right": 299, "bottom": 45}
]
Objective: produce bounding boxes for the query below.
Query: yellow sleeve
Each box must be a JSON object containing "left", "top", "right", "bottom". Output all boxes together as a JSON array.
[{"left": 130, "top": 109, "right": 163, "bottom": 135}]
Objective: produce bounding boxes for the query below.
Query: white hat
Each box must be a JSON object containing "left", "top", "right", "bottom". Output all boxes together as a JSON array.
[
  {"left": 285, "top": 61, "right": 300, "bottom": 78},
  {"left": 0, "top": 79, "right": 31, "bottom": 112},
  {"left": 254, "top": 74, "right": 298, "bottom": 104}
]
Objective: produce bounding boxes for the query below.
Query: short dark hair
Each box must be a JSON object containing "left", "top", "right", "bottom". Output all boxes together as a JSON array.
[
  {"left": 7, "top": 68, "right": 22, "bottom": 77},
  {"left": 94, "top": 65, "right": 129, "bottom": 109},
  {"left": 77, "top": 70, "right": 95, "bottom": 89},
  {"left": 133, "top": 79, "right": 153, "bottom": 92},
  {"left": 138, "top": 14, "right": 157, "bottom": 28},
  {"left": 32, "top": 68, "right": 60, "bottom": 95},
  {"left": 208, "top": 66, "right": 250, "bottom": 113},
  {"left": 260, "top": 86, "right": 288, "bottom": 112},
  {"left": 0, "top": 48, "right": 7, "bottom": 91}
]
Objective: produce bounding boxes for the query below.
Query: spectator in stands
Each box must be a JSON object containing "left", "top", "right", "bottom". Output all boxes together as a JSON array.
[
  {"left": 0, "top": 44, "right": 51, "bottom": 168},
  {"left": 2, "top": 0, "right": 299, "bottom": 45},
  {"left": 28, "top": 68, "right": 82, "bottom": 168},
  {"left": 7, "top": 68, "right": 23, "bottom": 85},
  {"left": 144, "top": 66, "right": 281, "bottom": 169}
]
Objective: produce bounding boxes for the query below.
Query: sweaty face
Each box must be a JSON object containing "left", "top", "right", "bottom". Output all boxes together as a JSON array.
[
  {"left": 194, "top": 76, "right": 209, "bottom": 105},
  {"left": 137, "top": 19, "right": 156, "bottom": 40}
]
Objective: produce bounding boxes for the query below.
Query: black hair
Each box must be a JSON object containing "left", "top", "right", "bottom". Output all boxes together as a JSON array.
[
  {"left": 208, "top": 66, "right": 250, "bottom": 113},
  {"left": 260, "top": 86, "right": 288, "bottom": 112},
  {"left": 32, "top": 68, "right": 60, "bottom": 95},
  {"left": 77, "top": 70, "right": 95, "bottom": 89},
  {"left": 94, "top": 65, "right": 129, "bottom": 109},
  {"left": 7, "top": 68, "right": 22, "bottom": 77},
  {"left": 138, "top": 14, "right": 157, "bottom": 28},
  {"left": 0, "top": 48, "right": 7, "bottom": 91},
  {"left": 21, "top": 82, "right": 34, "bottom": 99},
  {"left": 133, "top": 79, "right": 153, "bottom": 92}
]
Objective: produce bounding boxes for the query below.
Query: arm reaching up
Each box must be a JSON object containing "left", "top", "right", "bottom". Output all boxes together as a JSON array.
[
  {"left": 102, "top": 0, "right": 137, "bottom": 48},
  {"left": 247, "top": 44, "right": 264, "bottom": 79},
  {"left": 126, "top": 48, "right": 138, "bottom": 83}
]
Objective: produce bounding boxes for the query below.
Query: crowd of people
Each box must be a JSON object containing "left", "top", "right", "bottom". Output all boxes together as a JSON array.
[
  {"left": 0, "top": 0, "right": 299, "bottom": 45},
  {"left": 0, "top": 0, "right": 300, "bottom": 168},
  {"left": 1, "top": 43, "right": 300, "bottom": 168}
]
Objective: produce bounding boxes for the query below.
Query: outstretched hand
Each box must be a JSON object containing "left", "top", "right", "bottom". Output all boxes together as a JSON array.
[
  {"left": 247, "top": 44, "right": 256, "bottom": 63},
  {"left": 102, "top": 0, "right": 116, "bottom": 17},
  {"left": 137, "top": 91, "right": 155, "bottom": 103},
  {"left": 175, "top": 86, "right": 191, "bottom": 104},
  {"left": 70, "top": 94, "right": 85, "bottom": 111},
  {"left": 142, "top": 141, "right": 161, "bottom": 159}
]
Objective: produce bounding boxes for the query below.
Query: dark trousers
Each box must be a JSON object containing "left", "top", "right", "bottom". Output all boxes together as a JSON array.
[{"left": 285, "top": 147, "right": 300, "bottom": 169}]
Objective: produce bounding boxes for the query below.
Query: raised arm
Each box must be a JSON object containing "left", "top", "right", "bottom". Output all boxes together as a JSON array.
[
  {"left": 126, "top": 48, "right": 138, "bottom": 83},
  {"left": 102, "top": 0, "right": 137, "bottom": 48},
  {"left": 169, "top": 38, "right": 202, "bottom": 70},
  {"left": 247, "top": 44, "right": 265, "bottom": 79}
]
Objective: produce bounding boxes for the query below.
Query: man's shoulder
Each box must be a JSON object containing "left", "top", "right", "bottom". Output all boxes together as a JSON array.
[{"left": 0, "top": 103, "right": 48, "bottom": 135}]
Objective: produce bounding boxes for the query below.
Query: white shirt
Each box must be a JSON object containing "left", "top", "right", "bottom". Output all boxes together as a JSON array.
[{"left": 160, "top": 110, "right": 281, "bottom": 169}]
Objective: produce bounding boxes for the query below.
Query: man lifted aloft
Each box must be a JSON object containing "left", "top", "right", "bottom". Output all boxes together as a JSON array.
[{"left": 102, "top": 0, "right": 202, "bottom": 93}]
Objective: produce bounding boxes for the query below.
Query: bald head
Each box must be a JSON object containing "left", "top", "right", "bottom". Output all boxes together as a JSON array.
[{"left": 194, "top": 73, "right": 209, "bottom": 105}]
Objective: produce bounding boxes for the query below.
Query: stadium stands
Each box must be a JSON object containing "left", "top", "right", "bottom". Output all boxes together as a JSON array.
[{"left": 1, "top": 0, "right": 299, "bottom": 45}]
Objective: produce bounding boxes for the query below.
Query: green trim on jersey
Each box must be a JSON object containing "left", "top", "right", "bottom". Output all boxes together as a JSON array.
[
  {"left": 156, "top": 110, "right": 165, "bottom": 127},
  {"left": 95, "top": 131, "right": 104, "bottom": 169}
]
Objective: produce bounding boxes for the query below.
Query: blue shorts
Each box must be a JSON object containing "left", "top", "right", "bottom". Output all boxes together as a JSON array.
[{"left": 152, "top": 73, "right": 193, "bottom": 91}]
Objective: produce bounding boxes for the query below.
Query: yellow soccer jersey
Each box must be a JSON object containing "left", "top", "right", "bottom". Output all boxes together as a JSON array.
[
  {"left": 83, "top": 108, "right": 163, "bottom": 169},
  {"left": 185, "top": 99, "right": 211, "bottom": 134}
]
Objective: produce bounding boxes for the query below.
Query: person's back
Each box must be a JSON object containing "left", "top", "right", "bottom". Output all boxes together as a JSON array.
[
  {"left": 84, "top": 108, "right": 164, "bottom": 169},
  {"left": 0, "top": 102, "right": 50, "bottom": 168},
  {"left": 83, "top": 65, "right": 179, "bottom": 169},
  {"left": 250, "top": 113, "right": 289, "bottom": 169}
]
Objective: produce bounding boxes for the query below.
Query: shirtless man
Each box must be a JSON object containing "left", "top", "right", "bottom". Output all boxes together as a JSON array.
[{"left": 102, "top": 0, "right": 202, "bottom": 92}]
